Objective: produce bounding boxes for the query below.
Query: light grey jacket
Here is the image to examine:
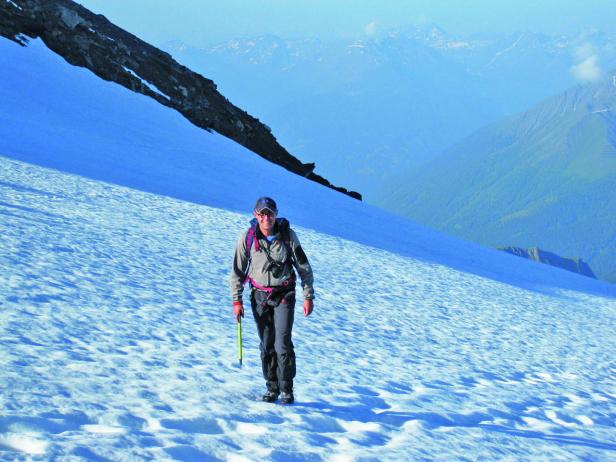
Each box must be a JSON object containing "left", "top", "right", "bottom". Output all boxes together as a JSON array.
[{"left": 230, "top": 223, "right": 314, "bottom": 303}]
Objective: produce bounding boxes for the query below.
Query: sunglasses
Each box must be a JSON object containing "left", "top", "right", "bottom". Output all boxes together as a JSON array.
[{"left": 256, "top": 209, "right": 276, "bottom": 217}]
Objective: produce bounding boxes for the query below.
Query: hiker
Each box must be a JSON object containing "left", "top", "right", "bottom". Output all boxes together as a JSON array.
[{"left": 230, "top": 196, "right": 314, "bottom": 404}]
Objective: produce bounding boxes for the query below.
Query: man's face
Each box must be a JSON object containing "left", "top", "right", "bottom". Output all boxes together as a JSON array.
[{"left": 254, "top": 208, "right": 277, "bottom": 234}]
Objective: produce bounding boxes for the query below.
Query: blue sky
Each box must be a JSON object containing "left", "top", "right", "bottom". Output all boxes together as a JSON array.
[{"left": 77, "top": 0, "right": 616, "bottom": 46}]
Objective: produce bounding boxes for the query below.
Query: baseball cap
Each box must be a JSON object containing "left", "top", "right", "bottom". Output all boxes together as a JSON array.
[{"left": 254, "top": 196, "right": 277, "bottom": 214}]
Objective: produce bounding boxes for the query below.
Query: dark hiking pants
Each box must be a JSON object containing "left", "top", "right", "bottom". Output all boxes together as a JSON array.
[{"left": 251, "top": 288, "right": 296, "bottom": 394}]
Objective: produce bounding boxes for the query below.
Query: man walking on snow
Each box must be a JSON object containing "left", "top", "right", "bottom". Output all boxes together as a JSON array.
[{"left": 230, "top": 197, "right": 314, "bottom": 404}]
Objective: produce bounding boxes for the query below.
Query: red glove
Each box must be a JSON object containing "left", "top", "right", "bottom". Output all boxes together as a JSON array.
[
  {"left": 233, "top": 301, "right": 244, "bottom": 321},
  {"left": 303, "top": 299, "right": 314, "bottom": 317}
]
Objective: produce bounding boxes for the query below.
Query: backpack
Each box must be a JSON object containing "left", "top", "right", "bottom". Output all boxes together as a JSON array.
[{"left": 241, "top": 218, "right": 294, "bottom": 286}]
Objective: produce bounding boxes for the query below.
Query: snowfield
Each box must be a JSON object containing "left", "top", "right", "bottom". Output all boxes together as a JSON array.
[
  {"left": 1, "top": 36, "right": 615, "bottom": 461},
  {"left": 3, "top": 156, "right": 615, "bottom": 461}
]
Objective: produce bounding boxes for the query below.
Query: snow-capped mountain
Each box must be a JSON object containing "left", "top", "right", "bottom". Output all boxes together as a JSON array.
[
  {"left": 162, "top": 27, "right": 616, "bottom": 199},
  {"left": 1, "top": 28, "right": 616, "bottom": 461}
]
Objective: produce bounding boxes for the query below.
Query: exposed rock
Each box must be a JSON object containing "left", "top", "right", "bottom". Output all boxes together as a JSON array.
[
  {"left": 498, "top": 246, "right": 597, "bottom": 279},
  {"left": 0, "top": 0, "right": 361, "bottom": 200}
]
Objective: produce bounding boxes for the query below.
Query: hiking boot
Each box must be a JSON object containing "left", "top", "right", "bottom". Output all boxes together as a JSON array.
[
  {"left": 280, "top": 391, "right": 294, "bottom": 405},
  {"left": 262, "top": 390, "right": 279, "bottom": 403}
]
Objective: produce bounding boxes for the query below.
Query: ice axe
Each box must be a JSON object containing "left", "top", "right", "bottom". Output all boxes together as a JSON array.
[{"left": 237, "top": 316, "right": 243, "bottom": 368}]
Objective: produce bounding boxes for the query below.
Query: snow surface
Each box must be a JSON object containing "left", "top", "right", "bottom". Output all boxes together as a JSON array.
[{"left": 1, "top": 37, "right": 616, "bottom": 461}]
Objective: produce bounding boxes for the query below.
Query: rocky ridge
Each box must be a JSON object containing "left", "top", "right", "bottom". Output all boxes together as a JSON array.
[
  {"left": 0, "top": 0, "right": 361, "bottom": 200},
  {"left": 499, "top": 246, "right": 597, "bottom": 279}
]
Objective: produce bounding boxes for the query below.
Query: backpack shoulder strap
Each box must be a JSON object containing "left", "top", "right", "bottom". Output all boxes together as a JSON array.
[
  {"left": 276, "top": 218, "right": 294, "bottom": 264},
  {"left": 241, "top": 218, "right": 259, "bottom": 285},
  {"left": 276, "top": 218, "right": 291, "bottom": 246},
  {"left": 245, "top": 218, "right": 259, "bottom": 255}
]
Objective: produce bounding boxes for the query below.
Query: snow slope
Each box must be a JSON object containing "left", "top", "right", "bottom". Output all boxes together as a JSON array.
[{"left": 1, "top": 37, "right": 615, "bottom": 461}]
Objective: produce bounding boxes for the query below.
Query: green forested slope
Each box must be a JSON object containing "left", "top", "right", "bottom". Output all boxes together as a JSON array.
[{"left": 378, "top": 78, "right": 616, "bottom": 282}]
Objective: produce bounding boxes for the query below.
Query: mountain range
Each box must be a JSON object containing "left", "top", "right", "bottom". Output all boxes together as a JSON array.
[
  {"left": 162, "top": 27, "right": 616, "bottom": 198},
  {"left": 377, "top": 71, "right": 616, "bottom": 282}
]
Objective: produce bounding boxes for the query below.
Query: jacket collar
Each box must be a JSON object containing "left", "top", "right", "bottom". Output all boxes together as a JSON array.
[{"left": 255, "top": 220, "right": 279, "bottom": 240}]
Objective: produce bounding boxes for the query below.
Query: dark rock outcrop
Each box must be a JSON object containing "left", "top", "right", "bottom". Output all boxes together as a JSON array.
[
  {"left": 498, "top": 246, "right": 597, "bottom": 279},
  {"left": 0, "top": 0, "right": 361, "bottom": 200}
]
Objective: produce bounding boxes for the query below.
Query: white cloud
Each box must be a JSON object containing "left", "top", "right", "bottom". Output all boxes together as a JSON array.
[
  {"left": 571, "top": 55, "right": 601, "bottom": 83},
  {"left": 364, "top": 21, "right": 377, "bottom": 36}
]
